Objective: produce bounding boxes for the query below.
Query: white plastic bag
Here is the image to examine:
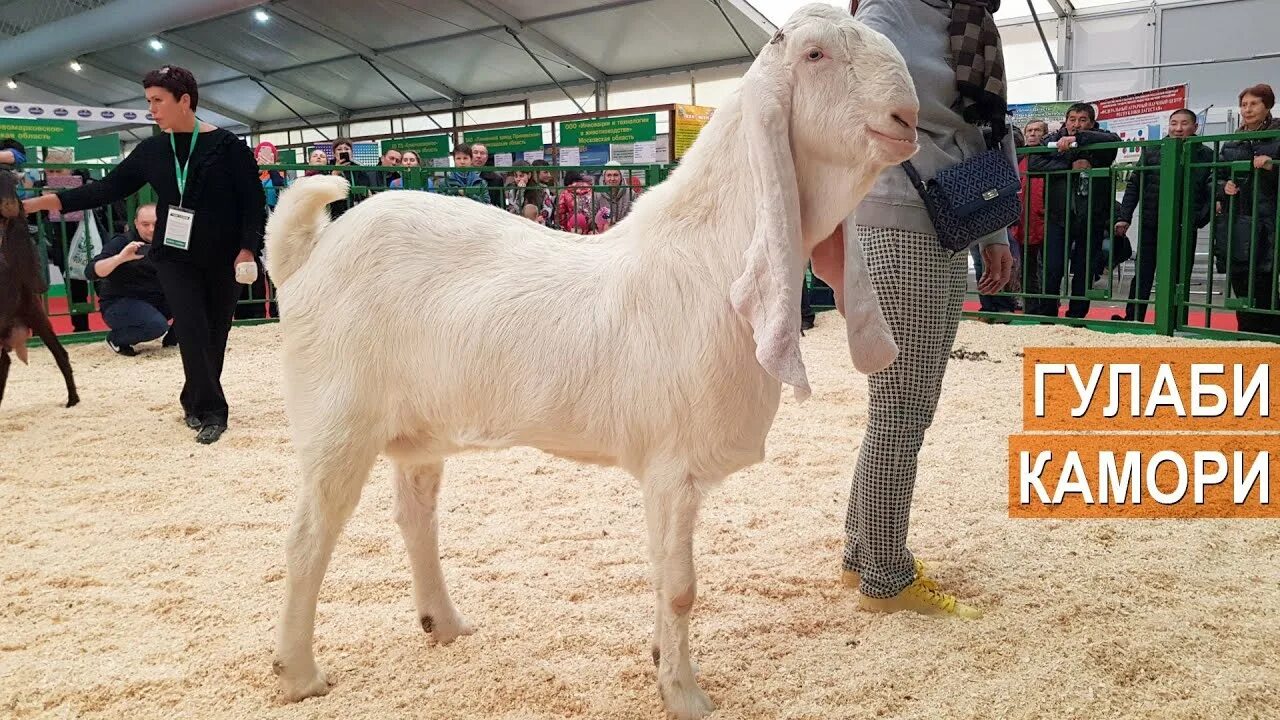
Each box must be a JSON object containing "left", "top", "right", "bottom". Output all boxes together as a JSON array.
[{"left": 65, "top": 210, "right": 103, "bottom": 282}]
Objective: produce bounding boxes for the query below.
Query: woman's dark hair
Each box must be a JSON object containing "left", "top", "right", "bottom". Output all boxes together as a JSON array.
[
  {"left": 1239, "top": 83, "right": 1276, "bottom": 110},
  {"left": 1, "top": 138, "right": 25, "bottom": 156},
  {"left": 142, "top": 65, "right": 199, "bottom": 111}
]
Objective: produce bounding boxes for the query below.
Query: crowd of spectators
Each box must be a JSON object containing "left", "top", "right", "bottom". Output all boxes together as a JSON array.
[{"left": 5, "top": 82, "right": 1280, "bottom": 342}]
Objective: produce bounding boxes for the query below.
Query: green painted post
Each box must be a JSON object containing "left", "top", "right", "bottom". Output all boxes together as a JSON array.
[{"left": 1153, "top": 136, "right": 1181, "bottom": 336}]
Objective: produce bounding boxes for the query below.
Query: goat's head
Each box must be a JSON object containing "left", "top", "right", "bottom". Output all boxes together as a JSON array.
[
  {"left": 730, "top": 3, "right": 917, "bottom": 404},
  {"left": 0, "top": 171, "right": 21, "bottom": 220}
]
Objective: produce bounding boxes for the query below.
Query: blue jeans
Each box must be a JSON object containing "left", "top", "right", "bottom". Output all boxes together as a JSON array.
[{"left": 102, "top": 298, "right": 170, "bottom": 347}]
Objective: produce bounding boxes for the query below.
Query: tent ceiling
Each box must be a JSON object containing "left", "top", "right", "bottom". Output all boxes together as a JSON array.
[{"left": 0, "top": 0, "right": 773, "bottom": 132}]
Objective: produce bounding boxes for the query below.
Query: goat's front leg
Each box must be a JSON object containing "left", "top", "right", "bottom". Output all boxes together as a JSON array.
[
  {"left": 392, "top": 459, "right": 474, "bottom": 645},
  {"left": 641, "top": 468, "right": 714, "bottom": 720}
]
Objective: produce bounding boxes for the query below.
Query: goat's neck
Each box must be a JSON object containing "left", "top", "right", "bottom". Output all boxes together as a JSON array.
[{"left": 625, "top": 109, "right": 880, "bottom": 290}]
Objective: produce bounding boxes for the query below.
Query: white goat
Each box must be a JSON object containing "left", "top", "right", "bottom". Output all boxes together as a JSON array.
[{"left": 265, "top": 5, "right": 919, "bottom": 718}]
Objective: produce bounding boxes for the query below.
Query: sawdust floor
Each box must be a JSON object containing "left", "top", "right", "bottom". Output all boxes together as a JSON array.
[{"left": 1, "top": 317, "right": 1277, "bottom": 720}]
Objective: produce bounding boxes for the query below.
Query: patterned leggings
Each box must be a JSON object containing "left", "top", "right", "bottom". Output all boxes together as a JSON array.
[{"left": 842, "top": 226, "right": 969, "bottom": 598}]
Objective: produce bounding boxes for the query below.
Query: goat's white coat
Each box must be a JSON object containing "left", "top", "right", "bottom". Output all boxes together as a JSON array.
[{"left": 266, "top": 5, "right": 919, "bottom": 718}]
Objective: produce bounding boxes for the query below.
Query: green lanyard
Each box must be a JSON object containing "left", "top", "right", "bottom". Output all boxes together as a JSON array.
[{"left": 169, "top": 118, "right": 200, "bottom": 207}]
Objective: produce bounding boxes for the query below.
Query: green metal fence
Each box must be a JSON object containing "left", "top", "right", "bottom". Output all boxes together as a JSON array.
[
  {"left": 967, "top": 130, "right": 1280, "bottom": 344},
  {"left": 18, "top": 131, "right": 1280, "bottom": 348},
  {"left": 12, "top": 160, "right": 668, "bottom": 345}
]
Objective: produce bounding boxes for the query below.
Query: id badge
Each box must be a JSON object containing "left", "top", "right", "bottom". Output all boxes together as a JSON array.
[{"left": 163, "top": 206, "right": 195, "bottom": 250}]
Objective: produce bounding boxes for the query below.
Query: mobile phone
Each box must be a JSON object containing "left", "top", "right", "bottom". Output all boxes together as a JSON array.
[{"left": 338, "top": 150, "right": 351, "bottom": 163}]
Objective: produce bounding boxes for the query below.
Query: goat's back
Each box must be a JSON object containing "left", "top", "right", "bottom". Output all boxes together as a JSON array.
[{"left": 275, "top": 189, "right": 781, "bottom": 477}]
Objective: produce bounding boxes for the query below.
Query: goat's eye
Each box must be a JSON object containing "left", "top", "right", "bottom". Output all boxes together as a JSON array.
[{"left": 806, "top": 48, "right": 824, "bottom": 61}]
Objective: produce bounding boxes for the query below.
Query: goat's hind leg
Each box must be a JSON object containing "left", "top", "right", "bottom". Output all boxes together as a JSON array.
[
  {"left": 26, "top": 307, "right": 77, "bottom": 406},
  {"left": 392, "top": 458, "right": 474, "bottom": 645},
  {"left": 0, "top": 349, "right": 9, "bottom": 408},
  {"left": 273, "top": 432, "right": 378, "bottom": 702},
  {"left": 641, "top": 463, "right": 715, "bottom": 720}
]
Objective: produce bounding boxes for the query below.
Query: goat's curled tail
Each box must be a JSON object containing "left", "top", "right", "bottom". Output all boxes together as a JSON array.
[{"left": 264, "top": 174, "right": 349, "bottom": 285}]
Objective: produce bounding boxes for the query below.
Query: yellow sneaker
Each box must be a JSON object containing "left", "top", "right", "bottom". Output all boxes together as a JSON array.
[
  {"left": 840, "top": 558, "right": 934, "bottom": 591},
  {"left": 857, "top": 576, "right": 983, "bottom": 619}
]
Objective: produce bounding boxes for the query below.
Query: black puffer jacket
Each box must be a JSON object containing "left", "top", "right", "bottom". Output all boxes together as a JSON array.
[
  {"left": 1216, "top": 116, "right": 1280, "bottom": 219},
  {"left": 1028, "top": 126, "right": 1122, "bottom": 229},
  {"left": 1118, "top": 142, "right": 1216, "bottom": 231}
]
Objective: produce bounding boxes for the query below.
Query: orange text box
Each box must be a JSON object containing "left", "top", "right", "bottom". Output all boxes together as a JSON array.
[
  {"left": 1008, "top": 434, "right": 1277, "bottom": 519},
  {"left": 1022, "top": 347, "right": 1280, "bottom": 432}
]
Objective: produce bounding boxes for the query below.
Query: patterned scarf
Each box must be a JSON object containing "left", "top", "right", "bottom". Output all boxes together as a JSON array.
[{"left": 948, "top": 0, "right": 1008, "bottom": 144}]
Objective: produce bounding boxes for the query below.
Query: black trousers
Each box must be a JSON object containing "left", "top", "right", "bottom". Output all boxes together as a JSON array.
[
  {"left": 1030, "top": 219, "right": 1107, "bottom": 318},
  {"left": 1124, "top": 224, "right": 1161, "bottom": 322},
  {"left": 154, "top": 259, "right": 242, "bottom": 426},
  {"left": 1230, "top": 269, "right": 1280, "bottom": 335}
]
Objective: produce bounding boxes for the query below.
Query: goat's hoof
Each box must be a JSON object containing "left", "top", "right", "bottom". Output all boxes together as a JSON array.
[
  {"left": 658, "top": 674, "right": 716, "bottom": 719},
  {"left": 423, "top": 613, "right": 475, "bottom": 646},
  {"left": 274, "top": 660, "right": 331, "bottom": 702},
  {"left": 66, "top": 394, "right": 80, "bottom": 408}
]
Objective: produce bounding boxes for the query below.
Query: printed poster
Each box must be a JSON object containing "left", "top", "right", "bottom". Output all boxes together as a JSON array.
[{"left": 673, "top": 104, "right": 715, "bottom": 160}]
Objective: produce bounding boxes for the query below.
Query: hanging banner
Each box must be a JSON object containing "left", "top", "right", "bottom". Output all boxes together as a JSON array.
[
  {"left": 673, "top": 104, "right": 715, "bottom": 160},
  {"left": 0, "top": 117, "right": 78, "bottom": 146},
  {"left": 1009, "top": 102, "right": 1075, "bottom": 131},
  {"left": 463, "top": 125, "right": 543, "bottom": 154},
  {"left": 559, "top": 114, "right": 659, "bottom": 168},
  {"left": 559, "top": 114, "right": 656, "bottom": 146},
  {"left": 1093, "top": 84, "right": 1188, "bottom": 162},
  {"left": 0, "top": 101, "right": 152, "bottom": 125},
  {"left": 381, "top": 134, "right": 450, "bottom": 159}
]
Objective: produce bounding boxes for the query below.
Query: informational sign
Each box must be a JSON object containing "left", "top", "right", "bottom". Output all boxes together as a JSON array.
[
  {"left": 673, "top": 104, "right": 715, "bottom": 160},
  {"left": 559, "top": 114, "right": 656, "bottom": 146},
  {"left": 463, "top": 125, "right": 543, "bottom": 154},
  {"left": 380, "top": 134, "right": 450, "bottom": 159},
  {"left": 74, "top": 133, "right": 120, "bottom": 161},
  {"left": 558, "top": 114, "right": 659, "bottom": 167},
  {"left": 0, "top": 117, "right": 78, "bottom": 146},
  {"left": 1009, "top": 102, "right": 1074, "bottom": 132},
  {"left": 1094, "top": 84, "right": 1188, "bottom": 162},
  {"left": 0, "top": 101, "right": 152, "bottom": 125},
  {"left": 277, "top": 148, "right": 297, "bottom": 165}
]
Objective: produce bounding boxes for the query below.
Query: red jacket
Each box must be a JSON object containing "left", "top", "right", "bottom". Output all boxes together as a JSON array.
[{"left": 1012, "top": 155, "right": 1046, "bottom": 247}]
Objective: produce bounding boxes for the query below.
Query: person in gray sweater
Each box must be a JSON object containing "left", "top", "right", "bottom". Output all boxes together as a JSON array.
[{"left": 814, "top": 0, "right": 1014, "bottom": 620}]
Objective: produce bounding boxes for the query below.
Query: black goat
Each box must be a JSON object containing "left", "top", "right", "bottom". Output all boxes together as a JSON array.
[{"left": 0, "top": 171, "right": 78, "bottom": 408}]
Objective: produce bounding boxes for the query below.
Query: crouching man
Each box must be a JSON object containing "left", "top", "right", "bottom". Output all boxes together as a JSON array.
[{"left": 85, "top": 203, "right": 176, "bottom": 355}]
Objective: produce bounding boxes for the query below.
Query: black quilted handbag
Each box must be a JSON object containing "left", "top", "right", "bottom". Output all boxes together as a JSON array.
[{"left": 901, "top": 147, "right": 1022, "bottom": 252}]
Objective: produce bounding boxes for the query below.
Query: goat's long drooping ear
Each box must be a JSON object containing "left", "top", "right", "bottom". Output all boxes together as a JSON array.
[{"left": 730, "top": 33, "right": 811, "bottom": 403}]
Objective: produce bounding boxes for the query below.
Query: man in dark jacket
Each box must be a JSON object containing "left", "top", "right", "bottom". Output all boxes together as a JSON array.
[
  {"left": 1113, "top": 108, "right": 1215, "bottom": 322},
  {"left": 1027, "top": 103, "right": 1121, "bottom": 318},
  {"left": 84, "top": 203, "right": 176, "bottom": 355}
]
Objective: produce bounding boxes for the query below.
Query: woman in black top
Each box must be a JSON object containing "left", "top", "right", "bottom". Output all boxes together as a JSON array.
[{"left": 23, "top": 65, "right": 266, "bottom": 443}]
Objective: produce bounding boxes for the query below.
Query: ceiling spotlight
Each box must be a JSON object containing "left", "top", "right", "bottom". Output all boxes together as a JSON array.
[
  {"left": 149, "top": 38, "right": 164, "bottom": 51},
  {"left": 5, "top": 79, "right": 16, "bottom": 90},
  {"left": 69, "top": 61, "right": 82, "bottom": 72},
  {"left": 254, "top": 9, "right": 269, "bottom": 23}
]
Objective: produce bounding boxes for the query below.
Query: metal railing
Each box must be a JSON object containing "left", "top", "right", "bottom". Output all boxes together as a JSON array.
[
  {"left": 10, "top": 160, "right": 668, "bottom": 344},
  {"left": 966, "top": 131, "right": 1280, "bottom": 344}
]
